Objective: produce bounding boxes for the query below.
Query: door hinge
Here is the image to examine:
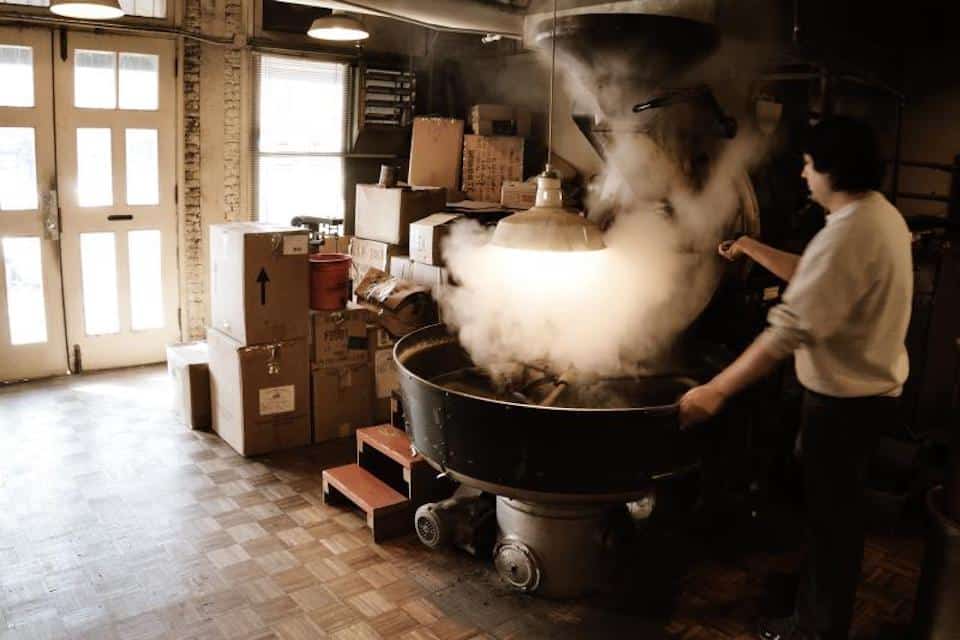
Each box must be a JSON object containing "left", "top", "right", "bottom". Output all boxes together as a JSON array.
[
  {"left": 174, "top": 184, "right": 178, "bottom": 205},
  {"left": 58, "top": 29, "right": 68, "bottom": 62},
  {"left": 71, "top": 344, "right": 82, "bottom": 374},
  {"left": 174, "top": 55, "right": 179, "bottom": 79}
]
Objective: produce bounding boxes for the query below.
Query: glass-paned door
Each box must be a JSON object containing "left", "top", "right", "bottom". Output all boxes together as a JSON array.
[
  {"left": 0, "top": 27, "right": 68, "bottom": 381},
  {"left": 54, "top": 33, "right": 178, "bottom": 371}
]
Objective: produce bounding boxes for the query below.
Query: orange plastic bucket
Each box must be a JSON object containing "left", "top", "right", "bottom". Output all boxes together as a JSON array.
[{"left": 309, "top": 253, "right": 352, "bottom": 310}]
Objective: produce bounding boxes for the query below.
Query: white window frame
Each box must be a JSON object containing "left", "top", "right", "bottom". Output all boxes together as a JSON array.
[{"left": 252, "top": 52, "right": 353, "bottom": 225}]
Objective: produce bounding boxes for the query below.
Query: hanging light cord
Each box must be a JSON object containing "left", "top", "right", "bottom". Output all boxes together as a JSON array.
[{"left": 546, "top": 0, "right": 558, "bottom": 171}]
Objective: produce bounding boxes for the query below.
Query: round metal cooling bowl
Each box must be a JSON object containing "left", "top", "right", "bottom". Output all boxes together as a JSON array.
[{"left": 395, "top": 324, "right": 701, "bottom": 503}]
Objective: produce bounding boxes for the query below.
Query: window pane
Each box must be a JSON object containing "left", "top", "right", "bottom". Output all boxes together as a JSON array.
[
  {"left": 0, "top": 46, "right": 34, "bottom": 107},
  {"left": 125, "top": 129, "right": 159, "bottom": 205},
  {"left": 80, "top": 232, "right": 119, "bottom": 335},
  {"left": 77, "top": 128, "right": 113, "bottom": 207},
  {"left": 128, "top": 230, "right": 163, "bottom": 330},
  {"left": 2, "top": 237, "right": 47, "bottom": 345},
  {"left": 258, "top": 156, "right": 344, "bottom": 225},
  {"left": 0, "top": 128, "right": 39, "bottom": 211},
  {"left": 75, "top": 50, "right": 116, "bottom": 109},
  {"left": 119, "top": 53, "right": 158, "bottom": 110},
  {"left": 258, "top": 56, "right": 345, "bottom": 153},
  {"left": 118, "top": 0, "right": 166, "bottom": 18}
]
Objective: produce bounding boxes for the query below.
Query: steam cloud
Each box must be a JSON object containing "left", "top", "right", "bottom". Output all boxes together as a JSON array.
[{"left": 439, "top": 42, "right": 768, "bottom": 384}]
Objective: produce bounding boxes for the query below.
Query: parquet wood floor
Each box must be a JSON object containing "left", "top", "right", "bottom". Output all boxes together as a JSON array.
[{"left": 0, "top": 366, "right": 923, "bottom": 639}]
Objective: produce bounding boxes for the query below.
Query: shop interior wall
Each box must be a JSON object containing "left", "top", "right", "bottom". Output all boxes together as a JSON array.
[
  {"left": 898, "top": 38, "right": 960, "bottom": 430},
  {"left": 181, "top": 0, "right": 430, "bottom": 340}
]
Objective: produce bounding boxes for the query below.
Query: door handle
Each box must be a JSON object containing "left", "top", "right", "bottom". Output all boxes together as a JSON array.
[
  {"left": 43, "top": 190, "right": 60, "bottom": 241},
  {"left": 107, "top": 214, "right": 134, "bottom": 221}
]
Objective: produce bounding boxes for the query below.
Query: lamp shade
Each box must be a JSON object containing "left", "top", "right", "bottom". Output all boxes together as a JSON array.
[
  {"left": 50, "top": 0, "right": 123, "bottom": 19},
  {"left": 307, "top": 12, "right": 370, "bottom": 41},
  {"left": 491, "top": 171, "right": 605, "bottom": 252}
]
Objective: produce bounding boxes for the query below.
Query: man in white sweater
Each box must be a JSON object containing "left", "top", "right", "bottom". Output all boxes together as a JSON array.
[{"left": 679, "top": 117, "right": 913, "bottom": 640}]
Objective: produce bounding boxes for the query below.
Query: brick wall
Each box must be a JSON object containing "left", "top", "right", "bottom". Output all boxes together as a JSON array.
[
  {"left": 180, "top": 0, "right": 246, "bottom": 340},
  {"left": 182, "top": 0, "right": 204, "bottom": 339},
  {"left": 223, "top": 0, "right": 243, "bottom": 223}
]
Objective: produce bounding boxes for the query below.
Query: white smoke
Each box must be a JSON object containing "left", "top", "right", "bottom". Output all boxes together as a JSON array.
[{"left": 439, "top": 48, "right": 768, "bottom": 384}]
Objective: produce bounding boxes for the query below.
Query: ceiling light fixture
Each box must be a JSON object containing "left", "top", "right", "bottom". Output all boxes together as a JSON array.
[
  {"left": 489, "top": 0, "right": 606, "bottom": 253},
  {"left": 307, "top": 10, "right": 370, "bottom": 41},
  {"left": 50, "top": 0, "right": 123, "bottom": 19}
]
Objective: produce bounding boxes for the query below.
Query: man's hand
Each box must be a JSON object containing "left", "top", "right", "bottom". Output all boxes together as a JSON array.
[
  {"left": 678, "top": 383, "right": 728, "bottom": 429},
  {"left": 718, "top": 237, "right": 752, "bottom": 261}
]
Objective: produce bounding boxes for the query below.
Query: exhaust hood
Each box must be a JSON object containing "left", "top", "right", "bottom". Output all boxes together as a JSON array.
[{"left": 273, "top": 0, "right": 717, "bottom": 44}]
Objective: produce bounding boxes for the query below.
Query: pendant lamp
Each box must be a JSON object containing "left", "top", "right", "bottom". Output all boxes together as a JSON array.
[
  {"left": 50, "top": 0, "right": 123, "bottom": 19},
  {"left": 308, "top": 10, "right": 370, "bottom": 41},
  {"left": 489, "top": 0, "right": 605, "bottom": 253}
]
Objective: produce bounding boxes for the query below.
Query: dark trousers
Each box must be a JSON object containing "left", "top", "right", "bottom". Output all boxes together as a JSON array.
[{"left": 794, "top": 389, "right": 895, "bottom": 640}]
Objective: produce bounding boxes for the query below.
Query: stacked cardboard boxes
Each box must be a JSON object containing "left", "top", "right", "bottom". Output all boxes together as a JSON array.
[
  {"left": 208, "top": 223, "right": 312, "bottom": 457},
  {"left": 390, "top": 213, "right": 462, "bottom": 293},
  {"left": 310, "top": 304, "right": 375, "bottom": 443},
  {"left": 408, "top": 117, "right": 464, "bottom": 194},
  {"left": 470, "top": 104, "right": 531, "bottom": 138},
  {"left": 349, "top": 125, "right": 449, "bottom": 391},
  {"left": 351, "top": 119, "right": 451, "bottom": 283},
  {"left": 367, "top": 324, "right": 399, "bottom": 423},
  {"left": 166, "top": 342, "right": 212, "bottom": 430},
  {"left": 350, "top": 184, "right": 446, "bottom": 283}
]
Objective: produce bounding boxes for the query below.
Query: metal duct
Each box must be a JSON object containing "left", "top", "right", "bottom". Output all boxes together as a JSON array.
[
  {"left": 523, "top": 0, "right": 716, "bottom": 45},
  {"left": 274, "top": 0, "right": 526, "bottom": 39},
  {"left": 273, "top": 0, "right": 717, "bottom": 42}
]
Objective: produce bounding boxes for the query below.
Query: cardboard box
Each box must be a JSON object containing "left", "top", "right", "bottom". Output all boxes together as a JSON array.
[
  {"left": 310, "top": 306, "right": 370, "bottom": 367},
  {"left": 166, "top": 342, "right": 211, "bottom": 430},
  {"left": 207, "top": 328, "right": 311, "bottom": 457},
  {"left": 408, "top": 117, "right": 465, "bottom": 193},
  {"left": 409, "top": 213, "right": 461, "bottom": 266},
  {"left": 367, "top": 326, "right": 399, "bottom": 423},
  {"left": 313, "top": 234, "right": 352, "bottom": 254},
  {"left": 349, "top": 238, "right": 402, "bottom": 282},
  {"left": 462, "top": 135, "right": 524, "bottom": 203},
  {"left": 312, "top": 362, "right": 374, "bottom": 442},
  {"left": 411, "top": 262, "right": 449, "bottom": 292},
  {"left": 389, "top": 255, "right": 415, "bottom": 281},
  {"left": 355, "top": 184, "right": 446, "bottom": 247},
  {"left": 471, "top": 104, "right": 532, "bottom": 137},
  {"left": 501, "top": 180, "right": 538, "bottom": 210},
  {"left": 210, "top": 223, "right": 309, "bottom": 346}
]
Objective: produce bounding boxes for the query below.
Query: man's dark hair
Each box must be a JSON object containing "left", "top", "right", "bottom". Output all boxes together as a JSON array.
[{"left": 804, "top": 116, "right": 884, "bottom": 192}]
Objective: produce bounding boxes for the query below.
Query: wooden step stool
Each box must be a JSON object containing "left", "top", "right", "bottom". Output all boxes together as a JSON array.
[{"left": 322, "top": 424, "right": 451, "bottom": 542}]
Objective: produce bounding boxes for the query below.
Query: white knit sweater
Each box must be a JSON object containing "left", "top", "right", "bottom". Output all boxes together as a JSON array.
[{"left": 758, "top": 191, "right": 913, "bottom": 398}]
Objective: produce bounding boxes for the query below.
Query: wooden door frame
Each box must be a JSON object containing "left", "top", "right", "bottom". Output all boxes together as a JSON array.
[
  {"left": 0, "top": 26, "right": 69, "bottom": 382},
  {"left": 54, "top": 30, "right": 180, "bottom": 371}
]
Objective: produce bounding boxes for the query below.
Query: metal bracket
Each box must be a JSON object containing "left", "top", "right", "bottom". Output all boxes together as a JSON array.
[{"left": 43, "top": 190, "right": 60, "bottom": 241}]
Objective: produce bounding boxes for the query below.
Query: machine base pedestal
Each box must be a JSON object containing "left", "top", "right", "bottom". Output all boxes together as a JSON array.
[{"left": 493, "top": 497, "right": 630, "bottom": 599}]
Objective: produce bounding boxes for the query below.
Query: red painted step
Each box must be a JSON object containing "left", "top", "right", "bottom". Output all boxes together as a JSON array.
[
  {"left": 357, "top": 424, "right": 420, "bottom": 469},
  {"left": 322, "top": 464, "right": 411, "bottom": 542}
]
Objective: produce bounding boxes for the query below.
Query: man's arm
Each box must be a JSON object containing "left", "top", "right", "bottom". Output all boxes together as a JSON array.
[
  {"left": 683, "top": 226, "right": 865, "bottom": 428},
  {"left": 722, "top": 236, "right": 801, "bottom": 282},
  {"left": 678, "top": 336, "right": 789, "bottom": 428}
]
